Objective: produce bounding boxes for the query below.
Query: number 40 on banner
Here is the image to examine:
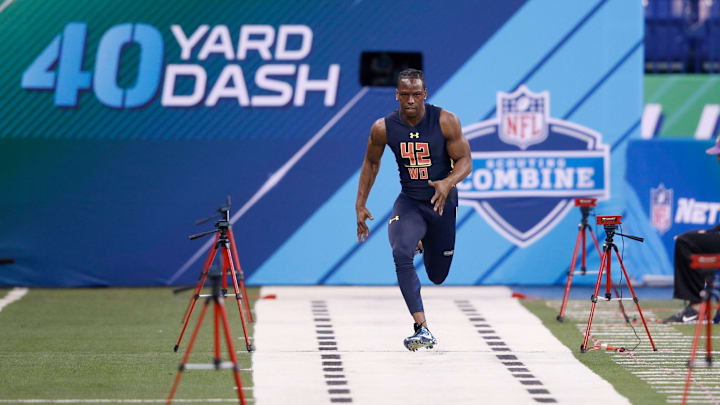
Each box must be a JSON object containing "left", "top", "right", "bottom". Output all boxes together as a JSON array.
[{"left": 21, "top": 22, "right": 163, "bottom": 108}]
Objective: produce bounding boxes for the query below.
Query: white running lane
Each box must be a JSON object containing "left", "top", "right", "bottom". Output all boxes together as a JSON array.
[{"left": 252, "top": 286, "right": 630, "bottom": 404}]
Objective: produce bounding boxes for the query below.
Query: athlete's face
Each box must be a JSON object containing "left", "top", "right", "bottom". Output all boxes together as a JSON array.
[{"left": 396, "top": 78, "right": 427, "bottom": 119}]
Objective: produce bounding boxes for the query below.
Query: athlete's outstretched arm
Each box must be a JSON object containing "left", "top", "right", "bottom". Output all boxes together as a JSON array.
[
  {"left": 429, "top": 110, "right": 472, "bottom": 215},
  {"left": 356, "top": 119, "right": 387, "bottom": 242}
]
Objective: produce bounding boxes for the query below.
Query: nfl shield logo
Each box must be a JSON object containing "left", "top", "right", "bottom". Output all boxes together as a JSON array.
[
  {"left": 458, "top": 85, "right": 610, "bottom": 247},
  {"left": 650, "top": 184, "right": 673, "bottom": 235},
  {"left": 498, "top": 85, "right": 550, "bottom": 150}
]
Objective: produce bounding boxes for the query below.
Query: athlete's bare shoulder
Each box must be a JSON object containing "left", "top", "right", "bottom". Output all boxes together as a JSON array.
[
  {"left": 438, "top": 109, "right": 462, "bottom": 139},
  {"left": 369, "top": 117, "right": 387, "bottom": 146}
]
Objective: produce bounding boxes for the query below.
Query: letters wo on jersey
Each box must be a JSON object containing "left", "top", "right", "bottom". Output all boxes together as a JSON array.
[{"left": 458, "top": 86, "right": 610, "bottom": 247}]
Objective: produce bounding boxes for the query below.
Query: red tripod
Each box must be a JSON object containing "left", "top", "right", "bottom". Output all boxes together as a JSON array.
[
  {"left": 167, "top": 270, "right": 247, "bottom": 405},
  {"left": 190, "top": 199, "right": 253, "bottom": 323},
  {"left": 175, "top": 204, "right": 254, "bottom": 353},
  {"left": 558, "top": 199, "right": 628, "bottom": 323},
  {"left": 682, "top": 254, "right": 720, "bottom": 405},
  {"left": 580, "top": 216, "right": 657, "bottom": 353}
]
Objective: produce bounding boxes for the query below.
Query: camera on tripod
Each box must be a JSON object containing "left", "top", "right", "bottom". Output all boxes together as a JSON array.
[
  {"left": 596, "top": 215, "right": 622, "bottom": 226},
  {"left": 574, "top": 198, "right": 597, "bottom": 220},
  {"left": 578, "top": 214, "right": 657, "bottom": 352},
  {"left": 595, "top": 215, "right": 645, "bottom": 243},
  {"left": 574, "top": 197, "right": 597, "bottom": 208}
]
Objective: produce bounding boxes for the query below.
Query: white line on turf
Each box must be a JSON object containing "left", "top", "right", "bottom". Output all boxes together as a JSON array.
[
  {"left": 0, "top": 0, "right": 15, "bottom": 14},
  {"left": 557, "top": 299, "right": 720, "bottom": 404},
  {"left": 0, "top": 287, "right": 28, "bottom": 312},
  {"left": 167, "top": 87, "right": 370, "bottom": 284}
]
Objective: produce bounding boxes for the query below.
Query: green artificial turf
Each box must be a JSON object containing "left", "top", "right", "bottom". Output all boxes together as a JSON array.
[
  {"left": 0, "top": 287, "right": 257, "bottom": 402},
  {"left": 521, "top": 298, "right": 667, "bottom": 405}
]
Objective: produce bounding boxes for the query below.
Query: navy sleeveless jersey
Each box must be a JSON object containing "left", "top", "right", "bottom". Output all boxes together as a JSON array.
[{"left": 385, "top": 104, "right": 452, "bottom": 201}]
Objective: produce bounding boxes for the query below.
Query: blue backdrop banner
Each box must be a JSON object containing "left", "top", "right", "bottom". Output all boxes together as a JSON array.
[{"left": 0, "top": 0, "right": 651, "bottom": 287}]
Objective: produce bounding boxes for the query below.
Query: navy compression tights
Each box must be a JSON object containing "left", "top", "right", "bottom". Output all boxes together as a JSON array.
[{"left": 388, "top": 189, "right": 457, "bottom": 314}]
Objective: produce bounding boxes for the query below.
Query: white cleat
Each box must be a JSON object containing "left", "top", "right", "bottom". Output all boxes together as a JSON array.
[{"left": 403, "top": 325, "right": 437, "bottom": 351}]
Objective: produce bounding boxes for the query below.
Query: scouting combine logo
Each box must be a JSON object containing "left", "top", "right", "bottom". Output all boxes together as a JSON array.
[
  {"left": 650, "top": 184, "right": 673, "bottom": 235},
  {"left": 457, "top": 86, "right": 610, "bottom": 247}
]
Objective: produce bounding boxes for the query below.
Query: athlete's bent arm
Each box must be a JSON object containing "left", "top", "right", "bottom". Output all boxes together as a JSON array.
[
  {"left": 355, "top": 119, "right": 387, "bottom": 242},
  {"left": 429, "top": 110, "right": 472, "bottom": 215}
]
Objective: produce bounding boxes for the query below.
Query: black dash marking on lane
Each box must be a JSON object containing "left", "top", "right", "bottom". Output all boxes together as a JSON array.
[
  {"left": 313, "top": 301, "right": 353, "bottom": 403},
  {"left": 456, "top": 301, "right": 557, "bottom": 404},
  {"left": 326, "top": 380, "right": 348, "bottom": 386},
  {"left": 519, "top": 380, "right": 543, "bottom": 386}
]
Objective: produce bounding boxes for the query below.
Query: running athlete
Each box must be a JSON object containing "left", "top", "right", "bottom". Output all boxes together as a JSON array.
[{"left": 355, "top": 69, "right": 472, "bottom": 351}]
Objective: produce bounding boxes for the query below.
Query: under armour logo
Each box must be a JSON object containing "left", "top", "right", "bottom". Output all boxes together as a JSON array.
[
  {"left": 409, "top": 132, "right": 419, "bottom": 139},
  {"left": 389, "top": 215, "right": 399, "bottom": 224}
]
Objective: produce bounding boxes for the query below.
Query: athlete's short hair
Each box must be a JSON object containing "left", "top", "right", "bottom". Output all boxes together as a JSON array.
[{"left": 397, "top": 68, "right": 425, "bottom": 88}]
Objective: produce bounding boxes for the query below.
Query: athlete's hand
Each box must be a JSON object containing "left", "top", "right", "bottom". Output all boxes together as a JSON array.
[
  {"left": 356, "top": 206, "right": 374, "bottom": 242},
  {"left": 429, "top": 179, "right": 451, "bottom": 216}
]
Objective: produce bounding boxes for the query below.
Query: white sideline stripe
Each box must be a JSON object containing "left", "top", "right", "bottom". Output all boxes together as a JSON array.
[
  {"left": 641, "top": 103, "right": 662, "bottom": 139},
  {"left": 253, "top": 286, "right": 630, "bottom": 405},
  {"left": 695, "top": 104, "right": 720, "bottom": 139},
  {"left": 0, "top": 0, "right": 15, "bottom": 14},
  {"left": 0, "top": 287, "right": 28, "bottom": 312},
  {"left": 167, "top": 87, "right": 370, "bottom": 284},
  {"left": 0, "top": 389, "right": 256, "bottom": 403}
]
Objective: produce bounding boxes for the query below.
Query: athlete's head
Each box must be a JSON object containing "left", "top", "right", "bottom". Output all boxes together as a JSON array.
[{"left": 396, "top": 68, "right": 427, "bottom": 119}]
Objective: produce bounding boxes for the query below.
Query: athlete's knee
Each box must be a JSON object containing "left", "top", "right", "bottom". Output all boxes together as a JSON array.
[
  {"left": 391, "top": 241, "right": 415, "bottom": 265},
  {"left": 425, "top": 251, "right": 453, "bottom": 284},
  {"left": 427, "top": 266, "right": 450, "bottom": 284},
  {"left": 428, "top": 272, "right": 448, "bottom": 285}
]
